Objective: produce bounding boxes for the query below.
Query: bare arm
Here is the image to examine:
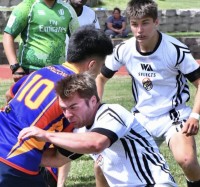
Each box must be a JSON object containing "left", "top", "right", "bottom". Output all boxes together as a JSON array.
[
  {"left": 121, "top": 21, "right": 126, "bottom": 31},
  {"left": 3, "top": 32, "right": 25, "bottom": 82},
  {"left": 41, "top": 148, "right": 71, "bottom": 168},
  {"left": 182, "top": 78, "right": 200, "bottom": 136},
  {"left": 96, "top": 73, "right": 109, "bottom": 101},
  {"left": 18, "top": 127, "right": 111, "bottom": 154}
]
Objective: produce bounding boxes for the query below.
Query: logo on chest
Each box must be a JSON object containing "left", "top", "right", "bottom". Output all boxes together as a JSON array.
[
  {"left": 138, "top": 63, "right": 156, "bottom": 78},
  {"left": 142, "top": 78, "right": 153, "bottom": 91}
]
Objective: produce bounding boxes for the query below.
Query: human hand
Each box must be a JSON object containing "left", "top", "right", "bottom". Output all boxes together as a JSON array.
[
  {"left": 18, "top": 126, "right": 49, "bottom": 143},
  {"left": 181, "top": 117, "right": 199, "bottom": 136},
  {"left": 12, "top": 67, "right": 26, "bottom": 82}
]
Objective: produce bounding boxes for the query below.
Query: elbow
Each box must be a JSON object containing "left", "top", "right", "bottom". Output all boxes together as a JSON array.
[{"left": 85, "top": 141, "right": 105, "bottom": 154}]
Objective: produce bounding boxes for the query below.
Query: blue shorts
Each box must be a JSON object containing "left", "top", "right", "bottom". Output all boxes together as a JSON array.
[{"left": 0, "top": 162, "right": 47, "bottom": 187}]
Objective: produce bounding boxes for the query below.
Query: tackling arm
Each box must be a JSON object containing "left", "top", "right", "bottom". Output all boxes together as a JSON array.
[{"left": 18, "top": 126, "right": 111, "bottom": 154}]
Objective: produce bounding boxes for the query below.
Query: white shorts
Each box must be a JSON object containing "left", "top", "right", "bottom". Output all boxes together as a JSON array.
[{"left": 133, "top": 105, "right": 192, "bottom": 147}]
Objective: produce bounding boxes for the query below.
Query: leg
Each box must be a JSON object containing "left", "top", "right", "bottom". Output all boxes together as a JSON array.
[
  {"left": 57, "top": 163, "right": 71, "bottom": 187},
  {"left": 169, "top": 132, "right": 200, "bottom": 186},
  {"left": 104, "top": 29, "right": 117, "bottom": 38},
  {"left": 121, "top": 28, "right": 130, "bottom": 37},
  {"left": 94, "top": 162, "right": 109, "bottom": 187}
]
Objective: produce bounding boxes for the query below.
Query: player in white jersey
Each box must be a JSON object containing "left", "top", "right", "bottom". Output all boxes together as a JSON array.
[
  {"left": 96, "top": 0, "right": 200, "bottom": 186},
  {"left": 70, "top": 0, "right": 100, "bottom": 28},
  {"left": 65, "top": 0, "right": 100, "bottom": 59},
  {"left": 18, "top": 73, "right": 177, "bottom": 187}
]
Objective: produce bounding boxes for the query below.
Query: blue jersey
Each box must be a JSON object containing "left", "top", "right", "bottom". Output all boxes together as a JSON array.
[{"left": 0, "top": 63, "right": 76, "bottom": 175}]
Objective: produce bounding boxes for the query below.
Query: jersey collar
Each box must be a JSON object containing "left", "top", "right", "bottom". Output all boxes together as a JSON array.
[{"left": 62, "top": 62, "right": 80, "bottom": 74}]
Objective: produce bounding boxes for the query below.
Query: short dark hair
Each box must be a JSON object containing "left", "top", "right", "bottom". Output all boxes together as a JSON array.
[
  {"left": 55, "top": 73, "right": 100, "bottom": 102},
  {"left": 113, "top": 7, "right": 121, "bottom": 14},
  {"left": 126, "top": 0, "right": 158, "bottom": 21},
  {"left": 67, "top": 25, "right": 113, "bottom": 62}
]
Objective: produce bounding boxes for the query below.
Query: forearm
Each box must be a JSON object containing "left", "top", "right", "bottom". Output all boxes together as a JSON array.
[
  {"left": 191, "top": 80, "right": 200, "bottom": 115},
  {"left": 45, "top": 132, "right": 107, "bottom": 154},
  {"left": 3, "top": 32, "right": 18, "bottom": 66},
  {"left": 96, "top": 73, "right": 109, "bottom": 101},
  {"left": 121, "top": 22, "right": 126, "bottom": 30}
]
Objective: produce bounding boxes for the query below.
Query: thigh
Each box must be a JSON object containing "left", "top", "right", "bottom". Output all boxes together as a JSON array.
[
  {"left": 0, "top": 162, "right": 47, "bottom": 187},
  {"left": 105, "top": 29, "right": 116, "bottom": 36}
]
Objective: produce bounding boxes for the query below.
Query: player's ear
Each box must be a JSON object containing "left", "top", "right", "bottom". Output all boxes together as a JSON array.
[
  {"left": 88, "top": 60, "right": 96, "bottom": 70},
  {"left": 154, "top": 18, "right": 159, "bottom": 26},
  {"left": 90, "top": 95, "right": 98, "bottom": 107}
]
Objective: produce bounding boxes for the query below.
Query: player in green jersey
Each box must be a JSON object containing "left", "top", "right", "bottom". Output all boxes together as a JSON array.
[{"left": 3, "top": 0, "right": 79, "bottom": 82}]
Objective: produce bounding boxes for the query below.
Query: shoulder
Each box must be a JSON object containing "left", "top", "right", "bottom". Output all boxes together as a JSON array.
[
  {"left": 161, "top": 32, "right": 188, "bottom": 50},
  {"left": 120, "top": 16, "right": 126, "bottom": 21},
  {"left": 83, "top": 5, "right": 95, "bottom": 13},
  {"left": 98, "top": 103, "right": 127, "bottom": 115},
  {"left": 160, "top": 32, "right": 195, "bottom": 66},
  {"left": 57, "top": 0, "right": 75, "bottom": 11},
  {"left": 107, "top": 16, "right": 114, "bottom": 21},
  {"left": 12, "top": 0, "right": 32, "bottom": 13},
  {"left": 114, "top": 37, "right": 136, "bottom": 55}
]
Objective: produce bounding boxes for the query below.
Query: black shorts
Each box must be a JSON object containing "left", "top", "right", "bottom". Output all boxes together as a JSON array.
[{"left": 0, "top": 162, "right": 47, "bottom": 187}]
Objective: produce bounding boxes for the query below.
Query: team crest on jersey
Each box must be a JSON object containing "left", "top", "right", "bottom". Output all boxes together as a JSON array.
[
  {"left": 96, "top": 155, "right": 104, "bottom": 166},
  {"left": 142, "top": 78, "right": 153, "bottom": 91},
  {"left": 58, "top": 9, "right": 65, "bottom": 20}
]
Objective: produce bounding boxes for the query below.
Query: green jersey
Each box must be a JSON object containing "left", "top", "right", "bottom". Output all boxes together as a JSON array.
[{"left": 4, "top": 0, "right": 79, "bottom": 70}]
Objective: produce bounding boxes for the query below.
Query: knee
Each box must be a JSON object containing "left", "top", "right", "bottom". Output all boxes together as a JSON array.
[{"left": 177, "top": 154, "right": 198, "bottom": 171}]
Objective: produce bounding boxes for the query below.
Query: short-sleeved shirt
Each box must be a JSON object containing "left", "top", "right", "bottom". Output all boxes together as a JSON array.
[
  {"left": 4, "top": 0, "right": 79, "bottom": 70},
  {"left": 78, "top": 5, "right": 100, "bottom": 29},
  {"left": 106, "top": 15, "right": 126, "bottom": 29},
  {"left": 75, "top": 104, "right": 177, "bottom": 186},
  {"left": 0, "top": 63, "right": 77, "bottom": 175},
  {"left": 102, "top": 32, "right": 200, "bottom": 117}
]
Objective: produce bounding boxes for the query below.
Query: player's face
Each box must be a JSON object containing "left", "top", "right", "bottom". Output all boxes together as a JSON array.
[
  {"left": 130, "top": 16, "right": 158, "bottom": 47},
  {"left": 59, "top": 93, "right": 96, "bottom": 128},
  {"left": 70, "top": 0, "right": 87, "bottom": 7}
]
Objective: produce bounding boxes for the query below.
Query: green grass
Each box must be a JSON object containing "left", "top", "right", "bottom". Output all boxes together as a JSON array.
[
  {"left": 1, "top": 76, "right": 198, "bottom": 186},
  {"left": 96, "top": 0, "right": 200, "bottom": 10}
]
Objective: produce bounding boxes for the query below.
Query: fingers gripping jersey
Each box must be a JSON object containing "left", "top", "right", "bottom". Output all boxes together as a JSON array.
[
  {"left": 0, "top": 64, "right": 75, "bottom": 175},
  {"left": 103, "top": 32, "right": 200, "bottom": 117},
  {"left": 4, "top": 0, "right": 79, "bottom": 70},
  {"left": 77, "top": 104, "right": 177, "bottom": 186}
]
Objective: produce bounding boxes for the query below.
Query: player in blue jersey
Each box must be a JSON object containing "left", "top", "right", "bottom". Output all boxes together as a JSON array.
[{"left": 0, "top": 25, "right": 113, "bottom": 187}]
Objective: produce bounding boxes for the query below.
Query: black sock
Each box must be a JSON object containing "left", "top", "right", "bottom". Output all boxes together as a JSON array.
[{"left": 187, "top": 179, "right": 200, "bottom": 187}]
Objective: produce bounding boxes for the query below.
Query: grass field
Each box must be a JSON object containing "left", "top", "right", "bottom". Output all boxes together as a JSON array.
[{"left": 0, "top": 76, "right": 199, "bottom": 187}]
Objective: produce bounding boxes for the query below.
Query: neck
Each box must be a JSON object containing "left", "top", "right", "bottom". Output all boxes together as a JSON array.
[
  {"left": 43, "top": 0, "right": 55, "bottom": 7},
  {"left": 86, "top": 102, "right": 101, "bottom": 129},
  {"left": 72, "top": 6, "right": 83, "bottom": 16}
]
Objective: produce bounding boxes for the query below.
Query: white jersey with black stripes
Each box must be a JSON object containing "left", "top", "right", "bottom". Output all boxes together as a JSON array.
[
  {"left": 76, "top": 103, "right": 177, "bottom": 187},
  {"left": 104, "top": 32, "right": 200, "bottom": 117}
]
